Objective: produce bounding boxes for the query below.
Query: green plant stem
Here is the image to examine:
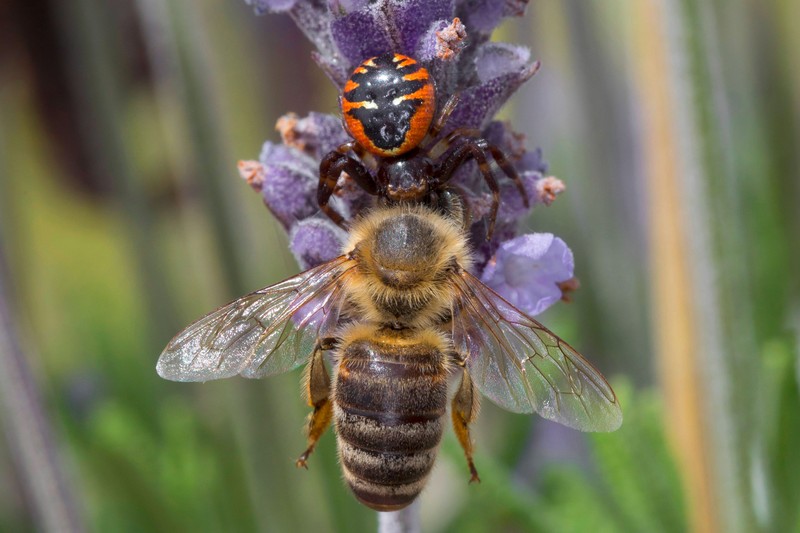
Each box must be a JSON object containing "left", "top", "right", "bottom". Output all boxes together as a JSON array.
[{"left": 378, "top": 501, "right": 420, "bottom": 533}]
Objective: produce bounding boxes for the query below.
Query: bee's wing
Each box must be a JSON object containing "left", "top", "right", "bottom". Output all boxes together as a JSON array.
[
  {"left": 450, "top": 271, "right": 622, "bottom": 432},
  {"left": 157, "top": 256, "right": 353, "bottom": 382}
]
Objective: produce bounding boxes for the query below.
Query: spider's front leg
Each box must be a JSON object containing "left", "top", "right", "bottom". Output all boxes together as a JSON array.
[
  {"left": 433, "top": 138, "right": 500, "bottom": 238},
  {"left": 318, "top": 144, "right": 378, "bottom": 228},
  {"left": 486, "top": 144, "right": 530, "bottom": 210},
  {"left": 432, "top": 136, "right": 529, "bottom": 239},
  {"left": 424, "top": 94, "right": 460, "bottom": 143}
]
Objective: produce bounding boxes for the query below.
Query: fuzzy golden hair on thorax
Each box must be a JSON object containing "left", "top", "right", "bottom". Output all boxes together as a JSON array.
[{"left": 341, "top": 204, "right": 472, "bottom": 328}]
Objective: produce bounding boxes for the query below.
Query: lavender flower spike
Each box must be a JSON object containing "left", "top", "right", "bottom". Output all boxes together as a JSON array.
[{"left": 240, "top": 0, "right": 575, "bottom": 309}]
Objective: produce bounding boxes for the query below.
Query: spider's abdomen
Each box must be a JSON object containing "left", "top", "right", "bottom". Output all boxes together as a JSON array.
[{"left": 342, "top": 53, "right": 435, "bottom": 157}]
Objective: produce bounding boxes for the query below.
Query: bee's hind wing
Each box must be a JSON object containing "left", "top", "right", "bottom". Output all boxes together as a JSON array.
[{"left": 450, "top": 271, "right": 622, "bottom": 432}]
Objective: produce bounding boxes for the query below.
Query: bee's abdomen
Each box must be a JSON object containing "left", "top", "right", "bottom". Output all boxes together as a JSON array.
[{"left": 334, "top": 331, "right": 448, "bottom": 511}]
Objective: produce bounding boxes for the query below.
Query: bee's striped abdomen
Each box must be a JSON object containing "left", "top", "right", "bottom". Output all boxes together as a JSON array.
[{"left": 334, "top": 328, "right": 448, "bottom": 511}]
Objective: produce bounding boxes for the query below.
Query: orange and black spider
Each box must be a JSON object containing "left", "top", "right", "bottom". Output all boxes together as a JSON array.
[{"left": 318, "top": 52, "right": 529, "bottom": 236}]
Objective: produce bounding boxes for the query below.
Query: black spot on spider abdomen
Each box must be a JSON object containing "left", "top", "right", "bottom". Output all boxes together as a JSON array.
[{"left": 348, "top": 104, "right": 418, "bottom": 151}]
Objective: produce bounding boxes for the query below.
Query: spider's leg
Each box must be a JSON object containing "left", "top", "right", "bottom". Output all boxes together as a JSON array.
[
  {"left": 425, "top": 94, "right": 460, "bottom": 143},
  {"left": 426, "top": 127, "right": 481, "bottom": 159},
  {"left": 318, "top": 150, "right": 378, "bottom": 227},
  {"left": 433, "top": 137, "right": 500, "bottom": 239},
  {"left": 487, "top": 145, "right": 529, "bottom": 208},
  {"left": 334, "top": 141, "right": 365, "bottom": 159}
]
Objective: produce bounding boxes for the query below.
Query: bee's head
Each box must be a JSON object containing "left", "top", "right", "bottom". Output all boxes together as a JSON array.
[{"left": 366, "top": 213, "right": 440, "bottom": 289}]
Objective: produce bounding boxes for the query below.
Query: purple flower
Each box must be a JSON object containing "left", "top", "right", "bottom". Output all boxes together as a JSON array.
[
  {"left": 239, "top": 143, "right": 319, "bottom": 229},
  {"left": 416, "top": 18, "right": 467, "bottom": 62},
  {"left": 480, "top": 233, "right": 574, "bottom": 316},
  {"left": 445, "top": 46, "right": 539, "bottom": 132},
  {"left": 289, "top": 217, "right": 348, "bottom": 269},
  {"left": 535, "top": 176, "right": 566, "bottom": 206},
  {"left": 276, "top": 112, "right": 351, "bottom": 161},
  {"left": 240, "top": 0, "right": 577, "bottom": 311},
  {"left": 275, "top": 113, "right": 372, "bottom": 216}
]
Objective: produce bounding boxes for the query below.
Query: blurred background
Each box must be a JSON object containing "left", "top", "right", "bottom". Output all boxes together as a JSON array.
[{"left": 0, "top": 0, "right": 798, "bottom": 531}]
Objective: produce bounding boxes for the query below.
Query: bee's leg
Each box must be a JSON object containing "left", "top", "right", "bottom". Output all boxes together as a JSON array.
[
  {"left": 436, "top": 186, "right": 472, "bottom": 230},
  {"left": 452, "top": 367, "right": 481, "bottom": 483},
  {"left": 296, "top": 338, "right": 336, "bottom": 469}
]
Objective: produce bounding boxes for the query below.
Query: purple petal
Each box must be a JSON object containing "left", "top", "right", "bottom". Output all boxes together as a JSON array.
[
  {"left": 502, "top": 0, "right": 529, "bottom": 18},
  {"left": 256, "top": 142, "right": 319, "bottom": 229},
  {"left": 497, "top": 170, "right": 537, "bottom": 222},
  {"left": 291, "top": 2, "right": 338, "bottom": 60},
  {"left": 468, "top": 219, "right": 519, "bottom": 273},
  {"left": 456, "top": 0, "right": 504, "bottom": 36},
  {"left": 311, "top": 51, "right": 350, "bottom": 87},
  {"left": 519, "top": 146, "right": 548, "bottom": 174},
  {"left": 480, "top": 233, "right": 574, "bottom": 316},
  {"left": 447, "top": 60, "right": 539, "bottom": 131},
  {"left": 276, "top": 112, "right": 351, "bottom": 160},
  {"left": 390, "top": 0, "right": 455, "bottom": 55},
  {"left": 475, "top": 43, "right": 530, "bottom": 82},
  {"left": 289, "top": 217, "right": 348, "bottom": 269},
  {"left": 330, "top": 9, "right": 392, "bottom": 67},
  {"left": 482, "top": 121, "right": 527, "bottom": 160},
  {"left": 455, "top": 0, "right": 529, "bottom": 36}
]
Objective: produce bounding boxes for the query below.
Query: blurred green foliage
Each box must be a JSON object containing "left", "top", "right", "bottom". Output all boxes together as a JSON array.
[
  {"left": 443, "top": 381, "right": 687, "bottom": 533},
  {"left": 0, "top": 0, "right": 798, "bottom": 531}
]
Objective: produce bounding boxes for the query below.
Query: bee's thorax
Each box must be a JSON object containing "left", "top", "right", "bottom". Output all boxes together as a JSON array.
[{"left": 343, "top": 205, "right": 472, "bottom": 328}]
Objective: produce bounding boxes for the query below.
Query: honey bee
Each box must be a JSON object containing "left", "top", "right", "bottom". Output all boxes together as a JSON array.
[{"left": 157, "top": 203, "right": 621, "bottom": 511}]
